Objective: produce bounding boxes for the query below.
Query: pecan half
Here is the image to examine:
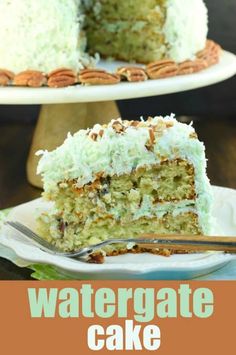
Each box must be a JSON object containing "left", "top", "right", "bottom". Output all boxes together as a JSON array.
[
  {"left": 178, "top": 59, "right": 208, "bottom": 75},
  {"left": 197, "top": 40, "right": 221, "bottom": 66},
  {"left": 117, "top": 66, "right": 148, "bottom": 82},
  {"left": 47, "top": 68, "right": 77, "bottom": 88},
  {"left": 13, "top": 70, "right": 47, "bottom": 87},
  {"left": 146, "top": 59, "right": 179, "bottom": 79},
  {"left": 112, "top": 120, "right": 125, "bottom": 133},
  {"left": 0, "top": 69, "right": 15, "bottom": 86},
  {"left": 78, "top": 69, "right": 120, "bottom": 85}
]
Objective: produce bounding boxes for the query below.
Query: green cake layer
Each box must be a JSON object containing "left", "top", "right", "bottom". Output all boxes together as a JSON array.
[
  {"left": 83, "top": 0, "right": 208, "bottom": 64},
  {"left": 86, "top": 20, "right": 165, "bottom": 63},
  {"left": 83, "top": 0, "right": 166, "bottom": 21},
  {"left": 84, "top": 0, "right": 166, "bottom": 62},
  {"left": 38, "top": 159, "right": 199, "bottom": 252},
  {"left": 45, "top": 159, "right": 195, "bottom": 225},
  {"left": 38, "top": 211, "right": 200, "bottom": 253}
]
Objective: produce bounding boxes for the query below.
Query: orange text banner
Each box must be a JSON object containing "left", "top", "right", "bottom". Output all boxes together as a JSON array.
[{"left": 0, "top": 281, "right": 235, "bottom": 355}]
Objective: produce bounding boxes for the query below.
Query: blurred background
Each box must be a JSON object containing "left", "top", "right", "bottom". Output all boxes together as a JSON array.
[{"left": 0, "top": 0, "right": 235, "bottom": 210}]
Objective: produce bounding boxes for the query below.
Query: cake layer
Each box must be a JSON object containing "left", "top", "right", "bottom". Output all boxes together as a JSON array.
[
  {"left": 86, "top": 20, "right": 165, "bottom": 63},
  {"left": 46, "top": 160, "right": 195, "bottom": 226},
  {"left": 38, "top": 158, "right": 200, "bottom": 253},
  {"left": 85, "top": 0, "right": 208, "bottom": 63},
  {"left": 83, "top": 0, "right": 166, "bottom": 21},
  {"left": 38, "top": 212, "right": 200, "bottom": 252}
]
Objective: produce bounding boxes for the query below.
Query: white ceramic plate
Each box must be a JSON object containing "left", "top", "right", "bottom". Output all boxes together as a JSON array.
[
  {"left": 0, "top": 51, "right": 235, "bottom": 104},
  {"left": 0, "top": 186, "right": 236, "bottom": 280}
]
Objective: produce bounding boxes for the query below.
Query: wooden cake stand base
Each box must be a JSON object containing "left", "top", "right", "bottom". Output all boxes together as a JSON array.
[{"left": 27, "top": 101, "right": 120, "bottom": 188}]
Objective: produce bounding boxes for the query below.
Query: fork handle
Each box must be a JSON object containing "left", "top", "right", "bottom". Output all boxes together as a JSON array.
[
  {"left": 75, "top": 236, "right": 236, "bottom": 258},
  {"left": 138, "top": 235, "right": 236, "bottom": 253}
]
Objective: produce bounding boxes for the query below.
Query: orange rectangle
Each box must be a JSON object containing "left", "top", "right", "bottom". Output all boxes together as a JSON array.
[{"left": 0, "top": 281, "right": 235, "bottom": 355}]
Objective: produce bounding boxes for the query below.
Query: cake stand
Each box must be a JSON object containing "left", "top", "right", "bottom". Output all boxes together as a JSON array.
[{"left": 1, "top": 50, "right": 235, "bottom": 188}]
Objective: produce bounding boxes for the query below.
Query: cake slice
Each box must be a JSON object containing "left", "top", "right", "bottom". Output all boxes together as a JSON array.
[
  {"left": 84, "top": 0, "right": 208, "bottom": 63},
  {"left": 37, "top": 115, "right": 213, "bottom": 259}
]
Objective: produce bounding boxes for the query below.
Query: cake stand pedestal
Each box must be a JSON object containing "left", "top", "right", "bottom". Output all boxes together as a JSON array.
[{"left": 0, "top": 51, "right": 235, "bottom": 188}]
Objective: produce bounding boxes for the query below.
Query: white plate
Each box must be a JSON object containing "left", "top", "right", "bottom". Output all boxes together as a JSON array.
[
  {"left": 0, "top": 51, "right": 235, "bottom": 104},
  {"left": 0, "top": 186, "right": 236, "bottom": 280}
]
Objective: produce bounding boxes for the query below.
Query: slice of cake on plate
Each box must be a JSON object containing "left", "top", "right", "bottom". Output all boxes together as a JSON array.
[{"left": 36, "top": 115, "right": 213, "bottom": 260}]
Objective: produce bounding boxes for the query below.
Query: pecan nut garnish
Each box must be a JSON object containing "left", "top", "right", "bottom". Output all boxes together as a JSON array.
[
  {"left": 148, "top": 128, "right": 156, "bottom": 144},
  {"left": 112, "top": 120, "right": 125, "bottom": 133},
  {"left": 153, "top": 120, "right": 169, "bottom": 136},
  {"left": 145, "top": 127, "right": 156, "bottom": 151},
  {"left": 146, "top": 59, "right": 179, "bottom": 79},
  {"left": 47, "top": 68, "right": 77, "bottom": 88},
  {"left": 197, "top": 40, "right": 222, "bottom": 66},
  {"left": 117, "top": 66, "right": 148, "bottom": 82},
  {"left": 87, "top": 128, "right": 104, "bottom": 141},
  {"left": 130, "top": 120, "right": 140, "bottom": 127},
  {"left": 78, "top": 69, "right": 120, "bottom": 85},
  {"left": 0, "top": 69, "right": 15, "bottom": 86},
  {"left": 98, "top": 129, "right": 104, "bottom": 138},
  {"left": 88, "top": 253, "right": 105, "bottom": 264},
  {"left": 178, "top": 59, "right": 208, "bottom": 75},
  {"left": 166, "top": 121, "right": 174, "bottom": 128},
  {"left": 189, "top": 132, "right": 198, "bottom": 139},
  {"left": 90, "top": 132, "right": 98, "bottom": 141},
  {"left": 13, "top": 70, "right": 47, "bottom": 87}
]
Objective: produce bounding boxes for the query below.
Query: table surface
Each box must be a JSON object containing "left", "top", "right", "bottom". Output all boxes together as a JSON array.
[{"left": 0, "top": 116, "right": 235, "bottom": 279}]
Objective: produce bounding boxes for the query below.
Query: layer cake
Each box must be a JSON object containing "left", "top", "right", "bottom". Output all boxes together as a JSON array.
[{"left": 37, "top": 116, "right": 213, "bottom": 257}]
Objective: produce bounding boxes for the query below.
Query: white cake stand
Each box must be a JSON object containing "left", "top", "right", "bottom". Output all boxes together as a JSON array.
[{"left": 1, "top": 50, "right": 235, "bottom": 187}]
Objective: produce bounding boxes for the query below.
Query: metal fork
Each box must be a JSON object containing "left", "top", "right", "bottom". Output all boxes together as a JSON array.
[
  {"left": 6, "top": 221, "right": 162, "bottom": 258},
  {"left": 5, "top": 221, "right": 236, "bottom": 259}
]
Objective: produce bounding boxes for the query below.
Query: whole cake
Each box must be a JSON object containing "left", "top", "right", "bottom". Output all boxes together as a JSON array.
[
  {"left": 0, "top": 0, "right": 208, "bottom": 74},
  {"left": 37, "top": 116, "right": 213, "bottom": 258}
]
